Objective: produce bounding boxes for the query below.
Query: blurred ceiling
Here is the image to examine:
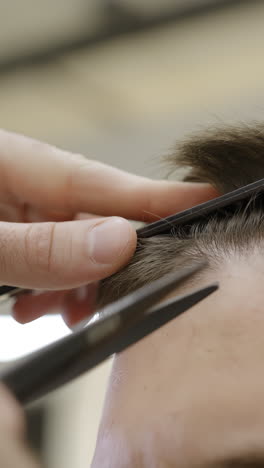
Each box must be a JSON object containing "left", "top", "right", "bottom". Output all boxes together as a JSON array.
[
  {"left": 0, "top": 0, "right": 263, "bottom": 179},
  {"left": 0, "top": 0, "right": 257, "bottom": 71}
]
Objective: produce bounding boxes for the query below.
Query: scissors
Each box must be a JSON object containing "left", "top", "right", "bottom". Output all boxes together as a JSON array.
[
  {"left": 0, "top": 262, "right": 217, "bottom": 405},
  {"left": 1, "top": 177, "right": 262, "bottom": 405}
]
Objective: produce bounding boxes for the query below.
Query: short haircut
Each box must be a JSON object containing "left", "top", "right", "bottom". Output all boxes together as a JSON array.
[{"left": 98, "top": 123, "right": 264, "bottom": 307}]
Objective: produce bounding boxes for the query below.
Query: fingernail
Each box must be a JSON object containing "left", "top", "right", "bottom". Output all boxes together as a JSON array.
[{"left": 88, "top": 217, "right": 132, "bottom": 264}]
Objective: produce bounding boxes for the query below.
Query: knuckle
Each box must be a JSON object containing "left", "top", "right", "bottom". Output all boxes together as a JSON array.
[{"left": 24, "top": 222, "right": 56, "bottom": 274}]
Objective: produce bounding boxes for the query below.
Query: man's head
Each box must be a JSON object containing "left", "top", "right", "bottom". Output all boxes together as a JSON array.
[{"left": 93, "top": 123, "right": 264, "bottom": 467}]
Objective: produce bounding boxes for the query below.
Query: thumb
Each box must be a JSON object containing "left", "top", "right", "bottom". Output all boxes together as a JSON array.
[{"left": 0, "top": 217, "right": 136, "bottom": 289}]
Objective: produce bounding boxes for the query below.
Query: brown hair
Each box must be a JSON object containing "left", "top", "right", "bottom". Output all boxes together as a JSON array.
[{"left": 98, "top": 123, "right": 264, "bottom": 307}]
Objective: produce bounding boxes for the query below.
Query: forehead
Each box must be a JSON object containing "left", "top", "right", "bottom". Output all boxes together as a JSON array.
[{"left": 93, "top": 258, "right": 264, "bottom": 466}]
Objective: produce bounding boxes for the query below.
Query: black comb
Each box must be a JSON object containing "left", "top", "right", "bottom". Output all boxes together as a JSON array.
[{"left": 137, "top": 178, "right": 264, "bottom": 238}]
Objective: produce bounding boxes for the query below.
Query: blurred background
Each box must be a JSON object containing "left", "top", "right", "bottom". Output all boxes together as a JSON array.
[{"left": 0, "top": 0, "right": 263, "bottom": 466}]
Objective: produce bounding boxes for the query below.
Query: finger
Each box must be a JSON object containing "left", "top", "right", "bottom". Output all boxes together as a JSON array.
[
  {"left": 12, "top": 291, "right": 67, "bottom": 324},
  {"left": 0, "top": 217, "right": 136, "bottom": 289},
  {"left": 0, "top": 130, "right": 217, "bottom": 221},
  {"left": 61, "top": 284, "right": 98, "bottom": 328},
  {"left": 0, "top": 203, "right": 23, "bottom": 222},
  {"left": 12, "top": 285, "right": 97, "bottom": 325},
  {"left": 25, "top": 209, "right": 99, "bottom": 223},
  {"left": 0, "top": 203, "right": 72, "bottom": 223},
  {"left": 74, "top": 213, "right": 100, "bottom": 220},
  {"left": 136, "top": 180, "right": 218, "bottom": 221},
  {"left": 24, "top": 206, "right": 73, "bottom": 223},
  {"left": 22, "top": 207, "right": 96, "bottom": 223}
]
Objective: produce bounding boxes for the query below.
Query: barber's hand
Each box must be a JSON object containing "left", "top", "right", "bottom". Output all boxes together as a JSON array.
[
  {"left": 0, "top": 385, "right": 40, "bottom": 468},
  {"left": 0, "top": 130, "right": 216, "bottom": 325}
]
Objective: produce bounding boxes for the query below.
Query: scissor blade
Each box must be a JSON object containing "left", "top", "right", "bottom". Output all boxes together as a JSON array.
[
  {"left": 0, "top": 283, "right": 217, "bottom": 405},
  {"left": 113, "top": 283, "right": 218, "bottom": 354}
]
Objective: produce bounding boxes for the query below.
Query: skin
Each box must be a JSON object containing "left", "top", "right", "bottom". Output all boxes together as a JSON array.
[
  {"left": 0, "top": 128, "right": 216, "bottom": 465},
  {"left": 92, "top": 251, "right": 264, "bottom": 467}
]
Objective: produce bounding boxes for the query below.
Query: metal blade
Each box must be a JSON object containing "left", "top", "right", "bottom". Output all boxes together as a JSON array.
[{"left": 113, "top": 283, "right": 218, "bottom": 353}]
